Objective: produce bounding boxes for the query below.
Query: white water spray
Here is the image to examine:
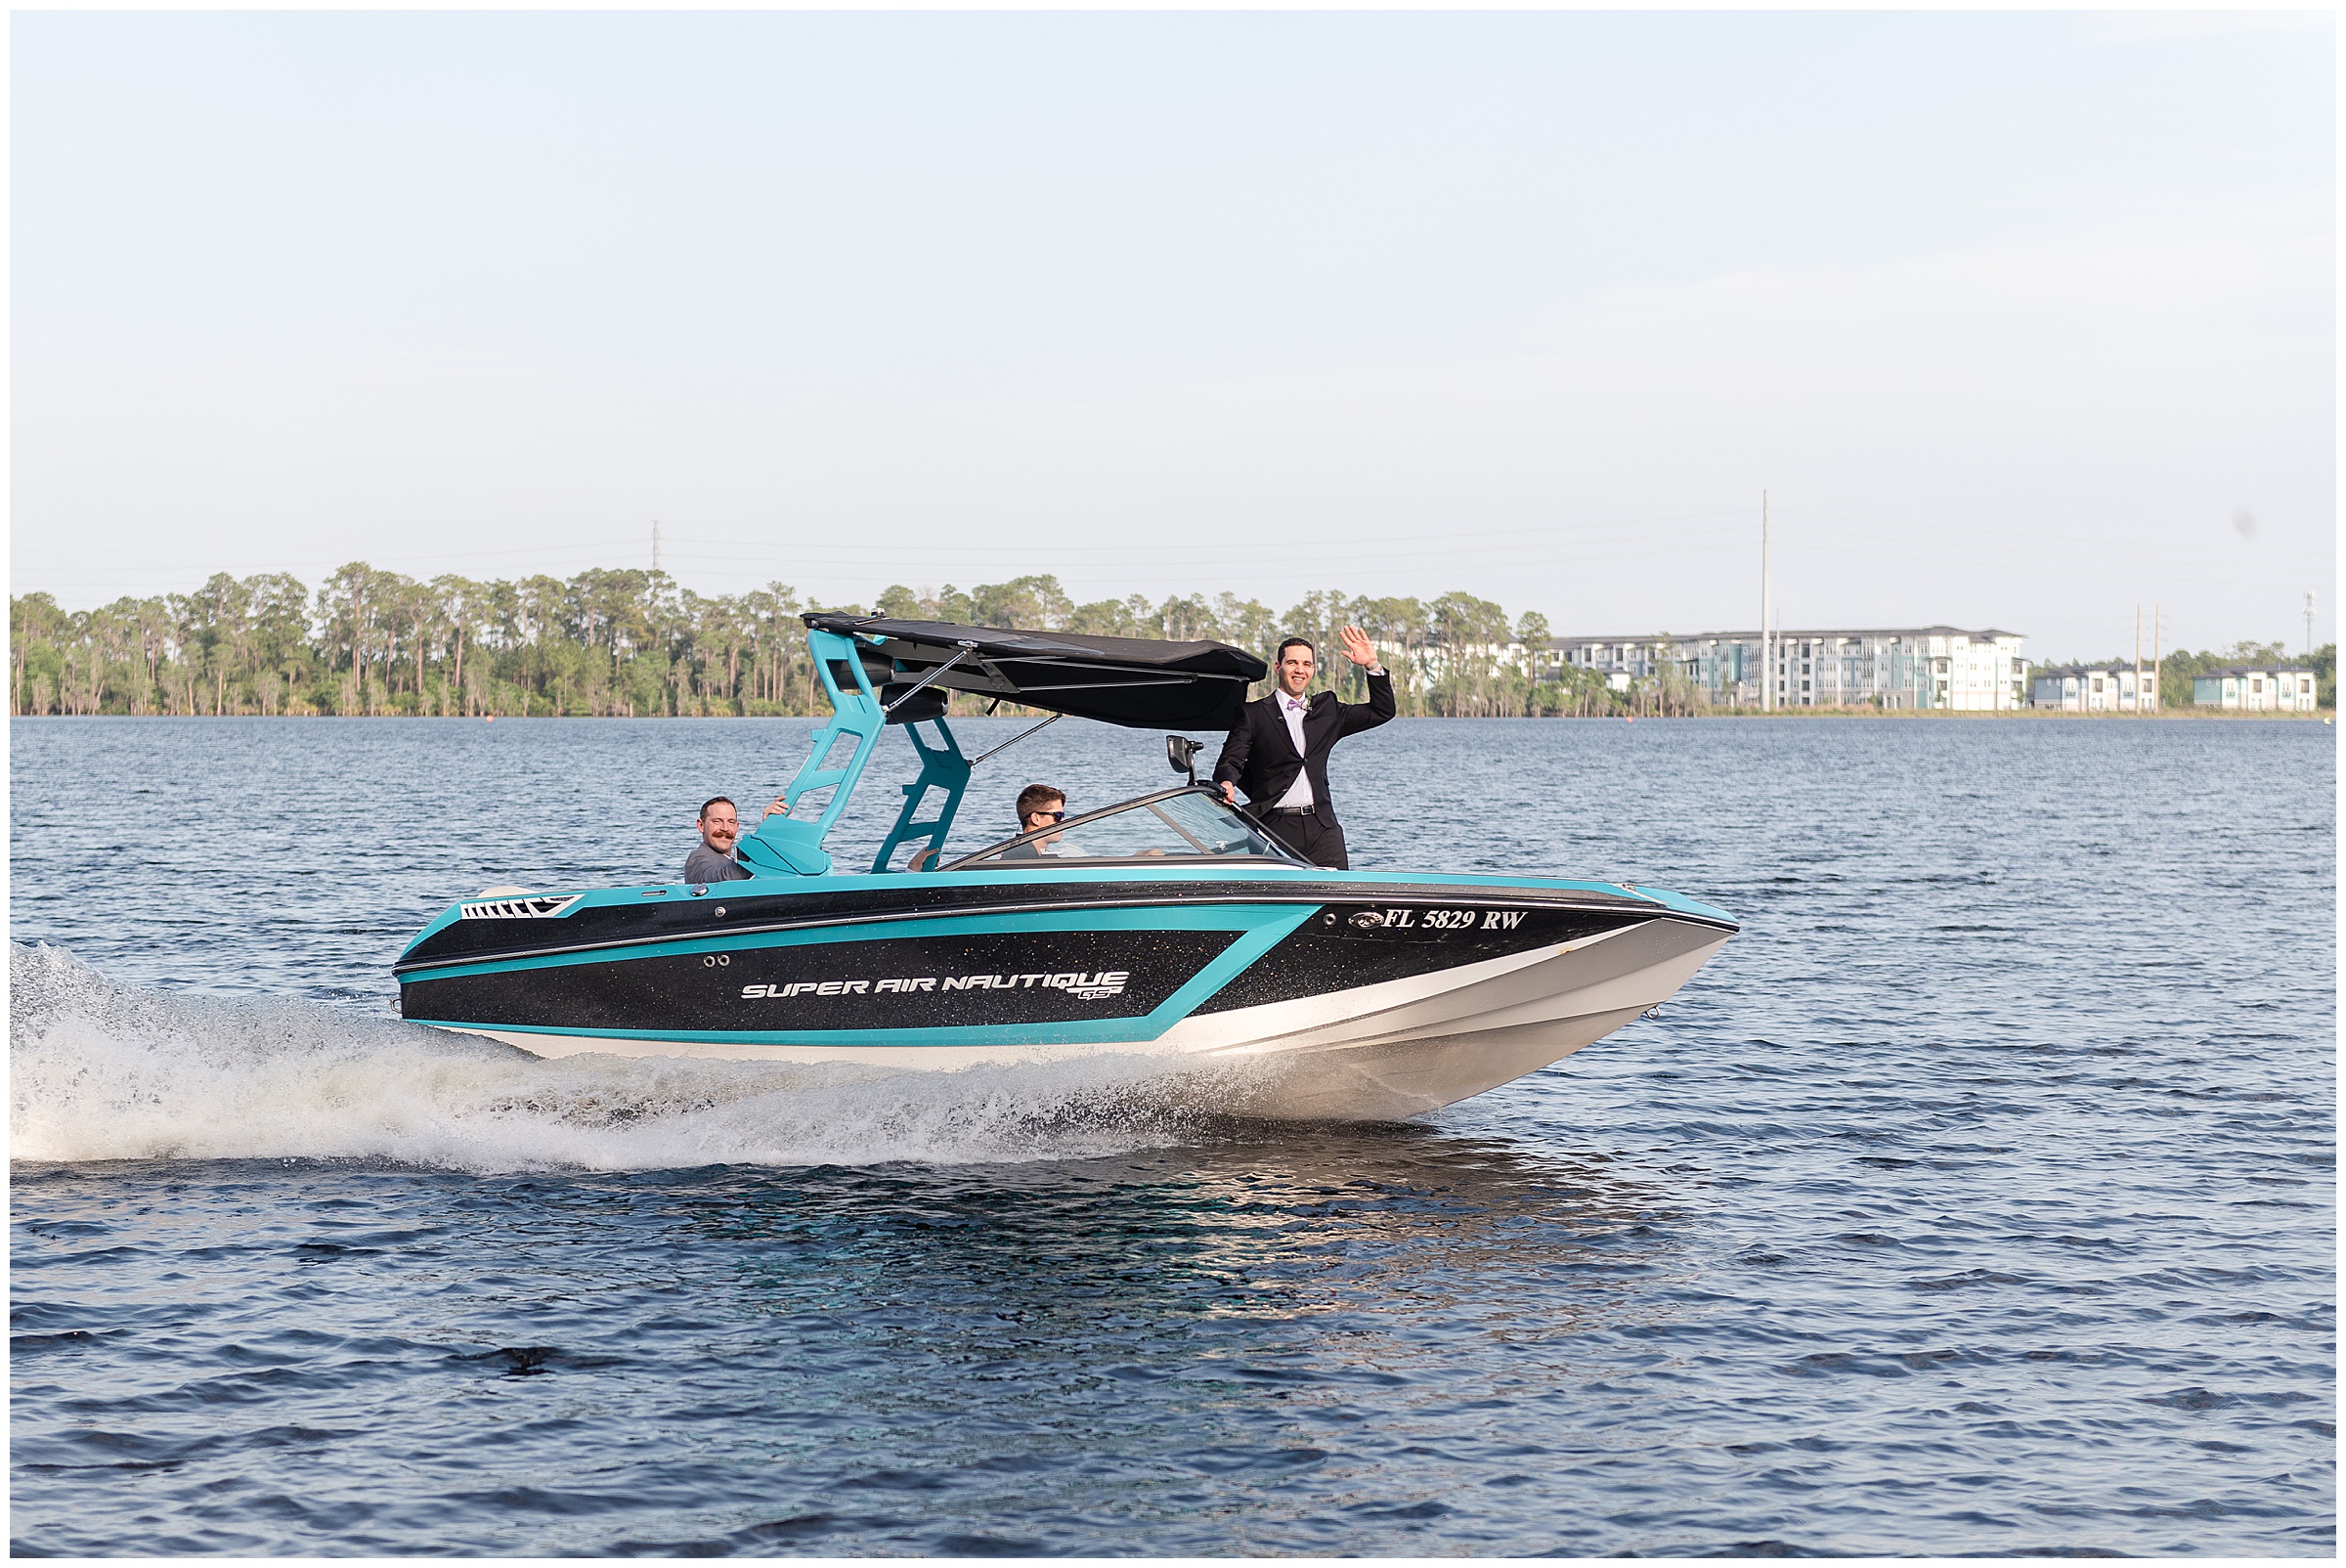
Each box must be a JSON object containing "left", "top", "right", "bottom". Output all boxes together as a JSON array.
[{"left": 9, "top": 943, "right": 1207, "bottom": 1172}]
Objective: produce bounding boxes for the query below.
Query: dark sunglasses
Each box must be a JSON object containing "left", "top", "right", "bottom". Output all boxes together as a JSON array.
[{"left": 1028, "top": 810, "right": 1066, "bottom": 824}]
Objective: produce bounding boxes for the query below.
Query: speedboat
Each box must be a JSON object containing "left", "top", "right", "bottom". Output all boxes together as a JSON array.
[{"left": 393, "top": 615, "right": 1738, "bottom": 1121}]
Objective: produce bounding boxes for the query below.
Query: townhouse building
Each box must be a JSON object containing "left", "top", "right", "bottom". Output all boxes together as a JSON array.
[
  {"left": 2192, "top": 667, "right": 2320, "bottom": 713},
  {"left": 2031, "top": 664, "right": 2158, "bottom": 713}
]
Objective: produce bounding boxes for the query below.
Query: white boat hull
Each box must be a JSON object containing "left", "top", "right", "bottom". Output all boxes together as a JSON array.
[{"left": 442, "top": 917, "right": 1729, "bottom": 1122}]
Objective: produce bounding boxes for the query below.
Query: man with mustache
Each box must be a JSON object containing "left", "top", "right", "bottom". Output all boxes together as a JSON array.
[{"left": 684, "top": 794, "right": 786, "bottom": 885}]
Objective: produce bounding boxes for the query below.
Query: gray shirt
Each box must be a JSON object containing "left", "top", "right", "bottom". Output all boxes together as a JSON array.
[{"left": 683, "top": 844, "right": 755, "bottom": 885}]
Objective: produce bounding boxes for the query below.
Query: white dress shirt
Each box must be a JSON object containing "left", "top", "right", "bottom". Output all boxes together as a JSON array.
[{"left": 1273, "top": 690, "right": 1314, "bottom": 808}]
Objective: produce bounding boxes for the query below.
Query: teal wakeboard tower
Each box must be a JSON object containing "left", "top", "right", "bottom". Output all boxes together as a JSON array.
[
  {"left": 392, "top": 613, "right": 1739, "bottom": 1121},
  {"left": 738, "top": 615, "right": 1269, "bottom": 879}
]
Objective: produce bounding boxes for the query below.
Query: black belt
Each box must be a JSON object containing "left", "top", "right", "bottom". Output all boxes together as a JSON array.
[{"left": 1264, "top": 806, "right": 1316, "bottom": 817}]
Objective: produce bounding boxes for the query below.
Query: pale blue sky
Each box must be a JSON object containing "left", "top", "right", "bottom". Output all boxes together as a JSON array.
[{"left": 12, "top": 10, "right": 2334, "bottom": 656}]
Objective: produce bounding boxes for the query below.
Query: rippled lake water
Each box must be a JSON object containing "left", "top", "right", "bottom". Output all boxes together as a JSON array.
[{"left": 11, "top": 714, "right": 2335, "bottom": 1555}]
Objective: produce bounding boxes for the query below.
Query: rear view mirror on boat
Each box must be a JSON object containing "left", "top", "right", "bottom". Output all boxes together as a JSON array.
[{"left": 1166, "top": 734, "right": 1202, "bottom": 784}]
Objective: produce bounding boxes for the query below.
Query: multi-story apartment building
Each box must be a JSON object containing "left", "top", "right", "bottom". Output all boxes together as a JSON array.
[
  {"left": 2193, "top": 667, "right": 2320, "bottom": 712},
  {"left": 1551, "top": 627, "right": 2028, "bottom": 710},
  {"left": 2031, "top": 664, "right": 2158, "bottom": 712}
]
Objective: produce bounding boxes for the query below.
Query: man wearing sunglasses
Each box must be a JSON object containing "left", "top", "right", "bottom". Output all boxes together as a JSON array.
[{"left": 999, "top": 783, "right": 1071, "bottom": 860}]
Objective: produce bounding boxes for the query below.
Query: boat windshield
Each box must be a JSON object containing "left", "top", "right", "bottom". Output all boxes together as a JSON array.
[{"left": 945, "top": 788, "right": 1306, "bottom": 869}]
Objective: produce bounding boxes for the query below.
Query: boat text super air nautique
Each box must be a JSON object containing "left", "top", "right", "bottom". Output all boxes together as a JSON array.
[{"left": 393, "top": 615, "right": 1738, "bottom": 1120}]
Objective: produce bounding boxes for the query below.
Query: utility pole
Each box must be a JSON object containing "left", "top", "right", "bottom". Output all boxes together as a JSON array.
[
  {"left": 2307, "top": 591, "right": 2317, "bottom": 657},
  {"left": 2135, "top": 605, "right": 2144, "bottom": 715},
  {"left": 652, "top": 521, "right": 662, "bottom": 573},
  {"left": 2151, "top": 601, "right": 2163, "bottom": 713},
  {"left": 1760, "top": 491, "right": 1770, "bottom": 713}
]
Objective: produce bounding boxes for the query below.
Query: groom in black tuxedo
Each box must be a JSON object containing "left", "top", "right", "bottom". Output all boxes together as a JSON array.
[{"left": 1213, "top": 626, "right": 1395, "bottom": 869}]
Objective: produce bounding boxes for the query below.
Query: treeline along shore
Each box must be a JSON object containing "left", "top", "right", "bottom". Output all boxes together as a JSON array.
[
  {"left": 10, "top": 566, "right": 1612, "bottom": 719},
  {"left": 13, "top": 565, "right": 2332, "bottom": 719}
]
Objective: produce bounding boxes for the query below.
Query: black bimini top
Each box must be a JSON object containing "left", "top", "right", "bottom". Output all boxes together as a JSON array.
[{"left": 803, "top": 613, "right": 1268, "bottom": 730}]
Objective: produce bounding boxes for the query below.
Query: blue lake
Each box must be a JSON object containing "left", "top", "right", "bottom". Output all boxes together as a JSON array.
[{"left": 10, "top": 714, "right": 2335, "bottom": 1554}]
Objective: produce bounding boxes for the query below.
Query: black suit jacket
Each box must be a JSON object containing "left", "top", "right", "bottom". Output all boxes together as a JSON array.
[{"left": 1212, "top": 669, "right": 1395, "bottom": 828}]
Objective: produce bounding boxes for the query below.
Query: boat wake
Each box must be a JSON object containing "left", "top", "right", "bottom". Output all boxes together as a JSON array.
[{"left": 8, "top": 943, "right": 1211, "bottom": 1173}]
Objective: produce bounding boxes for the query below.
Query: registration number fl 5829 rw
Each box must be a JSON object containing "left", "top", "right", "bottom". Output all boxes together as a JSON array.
[{"left": 1347, "top": 908, "right": 1526, "bottom": 932}]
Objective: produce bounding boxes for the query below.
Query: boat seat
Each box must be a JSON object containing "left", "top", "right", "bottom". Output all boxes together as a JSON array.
[{"left": 738, "top": 822, "right": 831, "bottom": 877}]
